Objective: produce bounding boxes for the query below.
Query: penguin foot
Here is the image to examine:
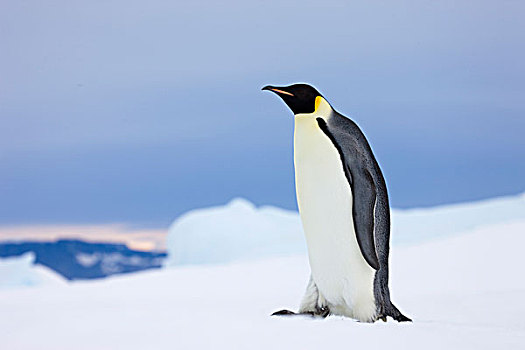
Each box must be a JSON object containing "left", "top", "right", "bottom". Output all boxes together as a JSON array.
[
  {"left": 271, "top": 309, "right": 298, "bottom": 316},
  {"left": 316, "top": 305, "right": 330, "bottom": 318},
  {"left": 271, "top": 306, "right": 330, "bottom": 318},
  {"left": 271, "top": 309, "right": 315, "bottom": 317}
]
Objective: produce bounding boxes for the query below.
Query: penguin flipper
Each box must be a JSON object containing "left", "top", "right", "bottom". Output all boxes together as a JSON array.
[
  {"left": 350, "top": 168, "right": 380, "bottom": 270},
  {"left": 316, "top": 116, "right": 380, "bottom": 270}
]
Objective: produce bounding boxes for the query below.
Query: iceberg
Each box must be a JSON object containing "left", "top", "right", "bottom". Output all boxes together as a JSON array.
[
  {"left": 166, "top": 193, "right": 525, "bottom": 266},
  {"left": 165, "top": 198, "right": 305, "bottom": 266}
]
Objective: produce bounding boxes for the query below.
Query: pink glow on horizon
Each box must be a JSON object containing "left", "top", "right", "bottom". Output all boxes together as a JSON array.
[{"left": 0, "top": 224, "right": 167, "bottom": 252}]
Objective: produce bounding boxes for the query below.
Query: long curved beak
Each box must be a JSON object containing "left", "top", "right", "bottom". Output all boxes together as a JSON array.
[{"left": 262, "top": 85, "right": 294, "bottom": 96}]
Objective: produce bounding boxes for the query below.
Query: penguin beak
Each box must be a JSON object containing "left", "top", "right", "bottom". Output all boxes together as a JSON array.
[{"left": 262, "top": 85, "right": 294, "bottom": 97}]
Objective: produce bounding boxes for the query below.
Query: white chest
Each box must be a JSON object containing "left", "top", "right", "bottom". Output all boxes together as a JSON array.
[{"left": 293, "top": 115, "right": 376, "bottom": 320}]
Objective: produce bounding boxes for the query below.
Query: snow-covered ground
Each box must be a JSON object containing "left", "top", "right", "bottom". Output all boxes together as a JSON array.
[{"left": 1, "top": 193, "right": 524, "bottom": 349}]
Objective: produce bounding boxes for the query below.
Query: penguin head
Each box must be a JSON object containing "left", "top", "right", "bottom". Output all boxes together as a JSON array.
[{"left": 262, "top": 83, "right": 325, "bottom": 115}]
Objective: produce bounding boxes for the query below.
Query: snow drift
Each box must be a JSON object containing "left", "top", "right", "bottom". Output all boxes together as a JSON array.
[
  {"left": 391, "top": 191, "right": 525, "bottom": 244},
  {"left": 166, "top": 192, "right": 525, "bottom": 266},
  {"left": 165, "top": 198, "right": 305, "bottom": 265},
  {"left": 0, "top": 253, "right": 64, "bottom": 288}
]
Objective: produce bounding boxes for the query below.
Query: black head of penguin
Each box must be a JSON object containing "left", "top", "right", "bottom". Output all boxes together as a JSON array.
[{"left": 262, "top": 83, "right": 322, "bottom": 115}]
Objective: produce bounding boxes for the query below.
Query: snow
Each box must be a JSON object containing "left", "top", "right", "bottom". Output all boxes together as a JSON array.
[
  {"left": 391, "top": 192, "right": 525, "bottom": 244},
  {"left": 1, "top": 194, "right": 524, "bottom": 349},
  {"left": 0, "top": 222, "right": 523, "bottom": 348},
  {"left": 165, "top": 198, "right": 305, "bottom": 266},
  {"left": 0, "top": 253, "right": 65, "bottom": 288},
  {"left": 75, "top": 252, "right": 164, "bottom": 274},
  {"left": 166, "top": 193, "right": 525, "bottom": 266}
]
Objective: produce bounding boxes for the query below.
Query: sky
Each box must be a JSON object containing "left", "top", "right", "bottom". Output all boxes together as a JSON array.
[{"left": 1, "top": 0, "right": 524, "bottom": 228}]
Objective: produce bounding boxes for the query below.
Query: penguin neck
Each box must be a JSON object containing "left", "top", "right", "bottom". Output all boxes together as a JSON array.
[
  {"left": 294, "top": 96, "right": 333, "bottom": 121},
  {"left": 293, "top": 97, "right": 333, "bottom": 149}
]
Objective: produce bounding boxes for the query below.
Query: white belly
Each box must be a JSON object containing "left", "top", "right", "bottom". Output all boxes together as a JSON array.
[{"left": 294, "top": 115, "right": 377, "bottom": 321}]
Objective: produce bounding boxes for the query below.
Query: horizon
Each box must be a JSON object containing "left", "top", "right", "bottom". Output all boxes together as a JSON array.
[
  {"left": 1, "top": 190, "right": 523, "bottom": 252},
  {"left": 1, "top": 1, "right": 524, "bottom": 228}
]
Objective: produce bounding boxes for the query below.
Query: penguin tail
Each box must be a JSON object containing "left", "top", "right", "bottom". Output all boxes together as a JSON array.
[
  {"left": 384, "top": 301, "right": 412, "bottom": 322},
  {"left": 375, "top": 267, "right": 411, "bottom": 322}
]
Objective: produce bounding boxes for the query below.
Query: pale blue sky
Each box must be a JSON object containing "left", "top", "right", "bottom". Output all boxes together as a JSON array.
[{"left": 1, "top": 1, "right": 524, "bottom": 226}]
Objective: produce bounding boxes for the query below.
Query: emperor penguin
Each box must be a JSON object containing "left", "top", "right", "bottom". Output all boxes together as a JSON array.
[{"left": 262, "top": 83, "right": 411, "bottom": 323}]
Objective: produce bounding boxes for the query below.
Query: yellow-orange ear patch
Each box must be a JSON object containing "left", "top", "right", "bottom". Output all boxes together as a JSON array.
[{"left": 315, "top": 96, "right": 322, "bottom": 112}]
